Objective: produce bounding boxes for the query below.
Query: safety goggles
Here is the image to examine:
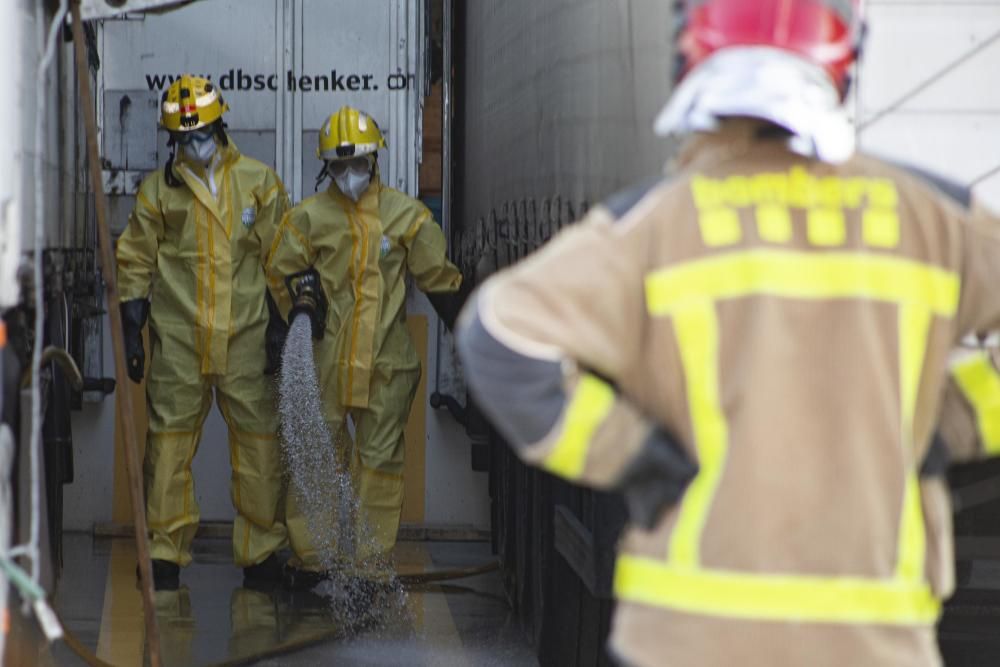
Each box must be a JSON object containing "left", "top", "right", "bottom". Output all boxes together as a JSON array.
[
  {"left": 171, "top": 127, "right": 215, "bottom": 146},
  {"left": 328, "top": 156, "right": 371, "bottom": 177}
]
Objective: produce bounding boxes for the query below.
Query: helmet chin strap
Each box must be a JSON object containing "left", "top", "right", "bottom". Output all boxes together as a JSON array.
[{"left": 654, "top": 47, "right": 856, "bottom": 164}]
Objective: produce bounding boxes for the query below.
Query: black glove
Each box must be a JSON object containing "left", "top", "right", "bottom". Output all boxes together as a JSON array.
[
  {"left": 427, "top": 281, "right": 471, "bottom": 331},
  {"left": 264, "top": 291, "right": 289, "bottom": 375},
  {"left": 285, "top": 268, "right": 328, "bottom": 340},
  {"left": 920, "top": 432, "right": 949, "bottom": 478},
  {"left": 120, "top": 299, "right": 150, "bottom": 384},
  {"left": 618, "top": 427, "right": 698, "bottom": 530}
]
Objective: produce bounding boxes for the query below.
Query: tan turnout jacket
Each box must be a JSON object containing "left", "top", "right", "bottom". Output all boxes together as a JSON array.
[{"left": 465, "top": 121, "right": 1000, "bottom": 666}]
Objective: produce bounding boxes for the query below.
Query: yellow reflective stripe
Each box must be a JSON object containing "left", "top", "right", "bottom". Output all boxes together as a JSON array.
[
  {"left": 646, "top": 250, "right": 960, "bottom": 318},
  {"left": 898, "top": 306, "right": 929, "bottom": 437},
  {"left": 807, "top": 208, "right": 846, "bottom": 246},
  {"left": 667, "top": 303, "right": 725, "bottom": 567},
  {"left": 952, "top": 352, "right": 1000, "bottom": 455},
  {"left": 896, "top": 305, "right": 930, "bottom": 582},
  {"left": 541, "top": 375, "right": 615, "bottom": 480},
  {"left": 698, "top": 208, "right": 742, "bottom": 247},
  {"left": 614, "top": 555, "right": 941, "bottom": 625},
  {"left": 897, "top": 477, "right": 926, "bottom": 581},
  {"left": 863, "top": 208, "right": 900, "bottom": 249},
  {"left": 755, "top": 204, "right": 792, "bottom": 244}
]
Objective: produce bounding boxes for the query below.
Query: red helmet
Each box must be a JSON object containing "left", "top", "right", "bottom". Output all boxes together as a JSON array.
[{"left": 676, "top": 0, "right": 863, "bottom": 97}]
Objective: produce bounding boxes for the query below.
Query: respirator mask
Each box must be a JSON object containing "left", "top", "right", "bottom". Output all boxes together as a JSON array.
[
  {"left": 178, "top": 127, "right": 218, "bottom": 165},
  {"left": 331, "top": 156, "right": 373, "bottom": 202}
]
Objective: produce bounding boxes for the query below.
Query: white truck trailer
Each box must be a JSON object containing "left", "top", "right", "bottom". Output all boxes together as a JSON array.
[{"left": 0, "top": 0, "right": 486, "bottom": 601}]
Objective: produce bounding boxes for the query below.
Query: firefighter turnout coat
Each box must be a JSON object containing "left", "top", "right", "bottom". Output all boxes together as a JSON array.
[{"left": 457, "top": 120, "right": 1000, "bottom": 667}]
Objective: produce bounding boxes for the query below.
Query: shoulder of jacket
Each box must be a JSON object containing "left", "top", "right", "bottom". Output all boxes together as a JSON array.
[
  {"left": 232, "top": 154, "right": 277, "bottom": 180},
  {"left": 291, "top": 192, "right": 327, "bottom": 215},
  {"left": 860, "top": 152, "right": 972, "bottom": 210},
  {"left": 379, "top": 184, "right": 421, "bottom": 206},
  {"left": 599, "top": 174, "right": 676, "bottom": 222},
  {"left": 379, "top": 185, "right": 429, "bottom": 216},
  {"left": 136, "top": 169, "right": 166, "bottom": 199}
]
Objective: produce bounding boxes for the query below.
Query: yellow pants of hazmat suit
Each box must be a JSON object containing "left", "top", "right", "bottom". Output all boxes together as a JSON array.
[
  {"left": 284, "top": 367, "right": 419, "bottom": 575},
  {"left": 145, "top": 319, "right": 287, "bottom": 567}
]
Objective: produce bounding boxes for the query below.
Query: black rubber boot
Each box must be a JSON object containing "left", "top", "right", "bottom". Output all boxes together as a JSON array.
[
  {"left": 243, "top": 553, "right": 284, "bottom": 584},
  {"left": 281, "top": 564, "right": 331, "bottom": 591},
  {"left": 349, "top": 578, "right": 395, "bottom": 605},
  {"left": 136, "top": 559, "right": 180, "bottom": 591}
]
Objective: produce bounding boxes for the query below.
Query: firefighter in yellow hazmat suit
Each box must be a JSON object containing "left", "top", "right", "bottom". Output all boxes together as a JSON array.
[
  {"left": 265, "top": 106, "right": 463, "bottom": 588},
  {"left": 116, "top": 75, "right": 290, "bottom": 589}
]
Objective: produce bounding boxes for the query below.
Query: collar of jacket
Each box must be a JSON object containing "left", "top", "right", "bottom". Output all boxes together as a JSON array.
[
  {"left": 671, "top": 119, "right": 797, "bottom": 174},
  {"left": 174, "top": 139, "right": 241, "bottom": 227},
  {"left": 174, "top": 137, "right": 241, "bottom": 176},
  {"left": 325, "top": 171, "right": 384, "bottom": 408}
]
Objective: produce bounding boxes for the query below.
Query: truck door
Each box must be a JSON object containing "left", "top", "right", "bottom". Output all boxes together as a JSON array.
[{"left": 97, "top": 0, "right": 426, "bottom": 523}]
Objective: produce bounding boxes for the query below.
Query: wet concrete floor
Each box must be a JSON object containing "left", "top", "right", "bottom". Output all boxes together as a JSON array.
[{"left": 46, "top": 533, "right": 537, "bottom": 666}]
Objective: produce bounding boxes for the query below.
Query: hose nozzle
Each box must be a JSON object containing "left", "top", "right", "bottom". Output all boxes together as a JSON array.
[{"left": 285, "top": 269, "right": 328, "bottom": 340}]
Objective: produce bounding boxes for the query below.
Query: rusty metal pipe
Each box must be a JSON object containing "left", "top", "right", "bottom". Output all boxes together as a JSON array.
[
  {"left": 20, "top": 347, "right": 83, "bottom": 392},
  {"left": 69, "top": 3, "right": 162, "bottom": 664}
]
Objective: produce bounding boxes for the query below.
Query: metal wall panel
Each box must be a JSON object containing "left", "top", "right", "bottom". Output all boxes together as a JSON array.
[
  {"left": 16, "top": 1, "right": 69, "bottom": 257},
  {"left": 100, "top": 0, "right": 279, "bottom": 132},
  {"left": 82, "top": 0, "right": 193, "bottom": 20},
  {"left": 857, "top": 2, "right": 1000, "bottom": 211},
  {"left": 103, "top": 90, "right": 159, "bottom": 171},
  {"left": 459, "top": 0, "right": 676, "bottom": 243},
  {"left": 0, "top": 0, "right": 25, "bottom": 308},
  {"left": 299, "top": 0, "right": 423, "bottom": 200}
]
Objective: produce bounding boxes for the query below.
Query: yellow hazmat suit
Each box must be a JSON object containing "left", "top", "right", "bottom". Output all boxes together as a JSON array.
[
  {"left": 116, "top": 140, "right": 290, "bottom": 567},
  {"left": 266, "top": 173, "right": 462, "bottom": 573}
]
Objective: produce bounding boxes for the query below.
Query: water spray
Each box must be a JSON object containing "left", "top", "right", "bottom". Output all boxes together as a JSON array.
[{"left": 277, "top": 275, "right": 409, "bottom": 630}]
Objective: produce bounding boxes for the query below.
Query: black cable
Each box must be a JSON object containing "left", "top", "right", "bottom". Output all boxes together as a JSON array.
[
  {"left": 56, "top": 614, "right": 115, "bottom": 667},
  {"left": 395, "top": 559, "right": 500, "bottom": 586}
]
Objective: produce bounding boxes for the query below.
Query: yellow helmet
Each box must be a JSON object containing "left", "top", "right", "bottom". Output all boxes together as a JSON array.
[
  {"left": 317, "top": 106, "right": 387, "bottom": 161},
  {"left": 160, "top": 75, "right": 229, "bottom": 132}
]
